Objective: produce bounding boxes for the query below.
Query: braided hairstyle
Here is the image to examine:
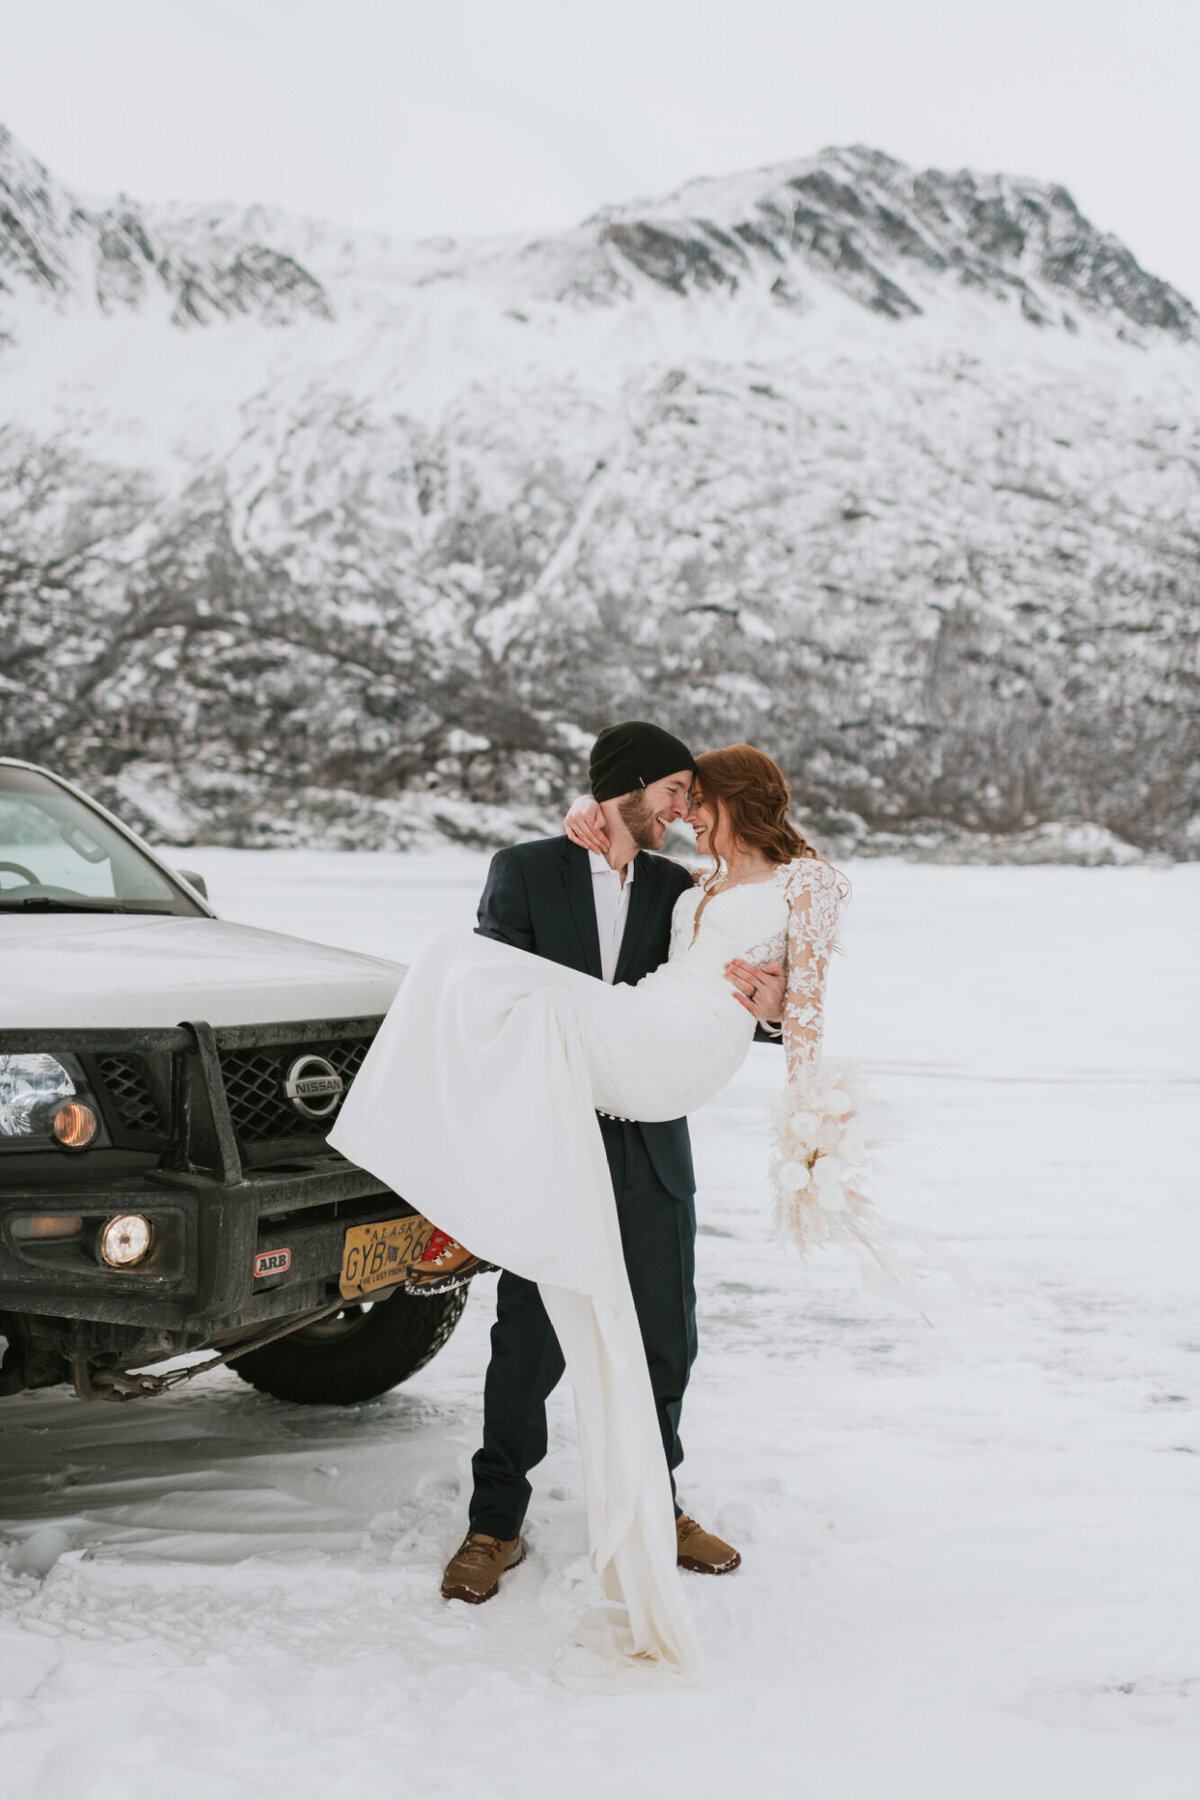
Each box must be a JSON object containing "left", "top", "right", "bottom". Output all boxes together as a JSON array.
[{"left": 692, "top": 744, "right": 818, "bottom": 881}]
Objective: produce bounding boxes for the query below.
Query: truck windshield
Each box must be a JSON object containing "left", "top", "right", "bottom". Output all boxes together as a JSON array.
[{"left": 0, "top": 766, "right": 205, "bottom": 916}]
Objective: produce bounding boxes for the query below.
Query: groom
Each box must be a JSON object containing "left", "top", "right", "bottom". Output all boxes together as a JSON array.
[{"left": 440, "top": 721, "right": 787, "bottom": 1604}]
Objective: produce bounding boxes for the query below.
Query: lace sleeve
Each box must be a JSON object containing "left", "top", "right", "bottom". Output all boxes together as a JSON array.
[
  {"left": 770, "top": 861, "right": 871, "bottom": 1253},
  {"left": 781, "top": 859, "right": 842, "bottom": 1078}
]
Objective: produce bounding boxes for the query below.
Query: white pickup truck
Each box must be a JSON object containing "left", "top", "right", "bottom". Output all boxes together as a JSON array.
[{"left": 0, "top": 758, "right": 464, "bottom": 1407}]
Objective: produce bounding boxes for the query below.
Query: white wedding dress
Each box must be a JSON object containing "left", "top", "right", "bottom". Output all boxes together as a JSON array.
[{"left": 327, "top": 855, "right": 843, "bottom": 1689}]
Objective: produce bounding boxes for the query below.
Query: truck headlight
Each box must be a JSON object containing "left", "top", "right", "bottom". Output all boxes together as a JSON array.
[{"left": 0, "top": 1054, "right": 78, "bottom": 1138}]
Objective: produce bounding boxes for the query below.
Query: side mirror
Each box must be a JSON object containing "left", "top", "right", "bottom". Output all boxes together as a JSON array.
[{"left": 177, "top": 869, "right": 209, "bottom": 900}]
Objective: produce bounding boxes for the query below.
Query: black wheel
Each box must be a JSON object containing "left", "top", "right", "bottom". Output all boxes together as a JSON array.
[{"left": 229, "top": 1285, "right": 468, "bottom": 1405}]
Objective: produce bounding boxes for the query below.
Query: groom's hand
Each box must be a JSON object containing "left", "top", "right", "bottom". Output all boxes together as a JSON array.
[{"left": 724, "top": 958, "right": 785, "bottom": 1026}]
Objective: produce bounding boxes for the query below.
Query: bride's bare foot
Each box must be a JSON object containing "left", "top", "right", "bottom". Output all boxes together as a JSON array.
[{"left": 406, "top": 1227, "right": 497, "bottom": 1294}]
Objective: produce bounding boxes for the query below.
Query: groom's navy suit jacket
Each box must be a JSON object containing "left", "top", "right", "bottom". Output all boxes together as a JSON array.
[{"left": 476, "top": 834, "right": 695, "bottom": 1199}]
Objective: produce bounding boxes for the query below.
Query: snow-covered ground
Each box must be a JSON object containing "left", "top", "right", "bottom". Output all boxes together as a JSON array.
[{"left": 2, "top": 852, "right": 1198, "bottom": 1798}]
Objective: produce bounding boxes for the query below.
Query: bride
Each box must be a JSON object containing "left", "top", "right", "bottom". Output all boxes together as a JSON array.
[{"left": 328, "top": 744, "right": 848, "bottom": 1689}]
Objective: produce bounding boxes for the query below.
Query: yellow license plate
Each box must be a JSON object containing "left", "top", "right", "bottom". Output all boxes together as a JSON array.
[{"left": 340, "top": 1214, "right": 435, "bottom": 1299}]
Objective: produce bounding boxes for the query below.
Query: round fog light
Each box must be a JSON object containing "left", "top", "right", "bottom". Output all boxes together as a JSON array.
[
  {"left": 100, "top": 1214, "right": 153, "bottom": 1268},
  {"left": 53, "top": 1102, "right": 99, "bottom": 1149}
]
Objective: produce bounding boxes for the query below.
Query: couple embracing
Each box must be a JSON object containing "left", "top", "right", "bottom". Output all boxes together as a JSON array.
[{"left": 330, "top": 722, "right": 849, "bottom": 1689}]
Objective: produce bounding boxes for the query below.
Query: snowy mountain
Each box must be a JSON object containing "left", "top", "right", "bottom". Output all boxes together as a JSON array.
[
  {"left": 1, "top": 125, "right": 1197, "bottom": 857},
  {"left": 0, "top": 126, "right": 331, "bottom": 333}
]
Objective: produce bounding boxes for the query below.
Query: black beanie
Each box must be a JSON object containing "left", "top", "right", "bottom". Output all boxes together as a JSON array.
[{"left": 588, "top": 721, "right": 697, "bottom": 803}]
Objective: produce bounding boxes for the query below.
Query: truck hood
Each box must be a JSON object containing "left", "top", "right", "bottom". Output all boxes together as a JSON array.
[{"left": 0, "top": 914, "right": 404, "bottom": 1030}]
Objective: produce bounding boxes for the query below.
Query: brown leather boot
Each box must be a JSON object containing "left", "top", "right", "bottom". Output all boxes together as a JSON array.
[
  {"left": 407, "top": 1229, "right": 498, "bottom": 1295},
  {"left": 441, "top": 1531, "right": 526, "bottom": 1604},
  {"left": 676, "top": 1513, "right": 741, "bottom": 1574}
]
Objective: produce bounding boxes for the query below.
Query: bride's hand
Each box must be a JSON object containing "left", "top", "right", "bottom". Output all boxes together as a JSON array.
[
  {"left": 565, "top": 794, "right": 610, "bottom": 854},
  {"left": 724, "top": 958, "right": 786, "bottom": 1025}
]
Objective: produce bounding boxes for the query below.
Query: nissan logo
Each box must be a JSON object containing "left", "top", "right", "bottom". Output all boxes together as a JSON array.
[{"left": 283, "top": 1053, "right": 344, "bottom": 1120}]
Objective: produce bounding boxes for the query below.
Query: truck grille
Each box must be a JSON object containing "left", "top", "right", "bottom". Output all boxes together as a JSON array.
[
  {"left": 95, "top": 1054, "right": 167, "bottom": 1135},
  {"left": 220, "top": 1035, "right": 373, "bottom": 1144}
]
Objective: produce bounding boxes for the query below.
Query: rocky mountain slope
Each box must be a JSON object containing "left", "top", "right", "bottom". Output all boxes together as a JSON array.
[{"left": 1, "top": 126, "right": 1197, "bottom": 857}]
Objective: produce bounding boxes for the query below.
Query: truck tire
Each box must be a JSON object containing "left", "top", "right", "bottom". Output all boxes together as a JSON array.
[{"left": 229, "top": 1285, "right": 468, "bottom": 1405}]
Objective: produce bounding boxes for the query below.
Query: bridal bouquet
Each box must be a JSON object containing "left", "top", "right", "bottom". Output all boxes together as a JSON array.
[{"left": 770, "top": 1058, "right": 876, "bottom": 1253}]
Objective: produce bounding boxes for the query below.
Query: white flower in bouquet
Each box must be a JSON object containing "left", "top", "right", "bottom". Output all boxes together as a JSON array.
[
  {"left": 777, "top": 1160, "right": 812, "bottom": 1194},
  {"left": 811, "top": 1155, "right": 846, "bottom": 1193},
  {"left": 814, "top": 1117, "right": 844, "bottom": 1156},
  {"left": 786, "top": 1110, "right": 822, "bottom": 1150}
]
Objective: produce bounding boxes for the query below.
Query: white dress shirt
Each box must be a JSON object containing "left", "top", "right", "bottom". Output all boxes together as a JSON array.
[{"left": 588, "top": 849, "right": 635, "bottom": 983}]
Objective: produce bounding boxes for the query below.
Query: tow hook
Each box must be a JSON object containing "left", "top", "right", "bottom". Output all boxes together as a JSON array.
[
  {"left": 72, "top": 1359, "right": 170, "bottom": 1402},
  {"left": 69, "top": 1298, "right": 348, "bottom": 1403}
]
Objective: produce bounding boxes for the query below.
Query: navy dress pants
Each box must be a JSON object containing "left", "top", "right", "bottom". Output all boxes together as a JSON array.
[{"left": 468, "top": 1117, "right": 698, "bottom": 1540}]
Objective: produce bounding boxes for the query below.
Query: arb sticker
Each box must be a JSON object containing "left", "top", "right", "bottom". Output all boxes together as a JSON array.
[{"left": 254, "top": 1248, "right": 291, "bottom": 1277}]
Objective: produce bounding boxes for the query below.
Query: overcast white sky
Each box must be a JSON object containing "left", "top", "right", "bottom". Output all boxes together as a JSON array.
[{"left": 3, "top": 0, "right": 1198, "bottom": 303}]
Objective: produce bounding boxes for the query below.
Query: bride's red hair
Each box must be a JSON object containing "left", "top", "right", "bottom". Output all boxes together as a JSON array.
[{"left": 693, "top": 745, "right": 819, "bottom": 866}]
